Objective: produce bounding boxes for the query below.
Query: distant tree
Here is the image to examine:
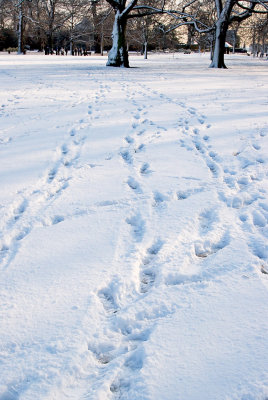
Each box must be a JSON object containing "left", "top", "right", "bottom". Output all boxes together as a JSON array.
[
  {"left": 209, "top": 0, "right": 268, "bottom": 68},
  {"left": 0, "top": 0, "right": 10, "bottom": 29},
  {"left": 249, "top": 13, "right": 268, "bottom": 54},
  {"left": 62, "top": 0, "right": 90, "bottom": 54}
]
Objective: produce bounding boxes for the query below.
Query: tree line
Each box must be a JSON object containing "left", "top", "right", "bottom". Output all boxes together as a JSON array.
[{"left": 0, "top": 0, "right": 267, "bottom": 68}]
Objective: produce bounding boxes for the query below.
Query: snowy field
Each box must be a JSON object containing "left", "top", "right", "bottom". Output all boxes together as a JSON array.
[{"left": 0, "top": 52, "right": 268, "bottom": 400}]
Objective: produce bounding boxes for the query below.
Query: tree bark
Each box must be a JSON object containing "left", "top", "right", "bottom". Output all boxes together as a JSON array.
[
  {"left": 17, "top": 2, "right": 24, "bottom": 54},
  {"left": 210, "top": 0, "right": 236, "bottom": 68},
  {"left": 107, "top": 11, "right": 129, "bottom": 67},
  {"left": 144, "top": 41, "right": 147, "bottom": 59},
  {"left": 210, "top": 20, "right": 228, "bottom": 68},
  {"left": 47, "top": 31, "right": 53, "bottom": 54}
]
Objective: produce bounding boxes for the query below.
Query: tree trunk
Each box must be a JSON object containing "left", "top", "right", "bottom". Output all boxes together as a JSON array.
[
  {"left": 47, "top": 29, "right": 53, "bottom": 54},
  {"left": 210, "top": 21, "right": 228, "bottom": 68},
  {"left": 100, "top": 28, "right": 104, "bottom": 56},
  {"left": 107, "top": 11, "right": 129, "bottom": 67},
  {"left": 70, "top": 39, "right": 73, "bottom": 56},
  {"left": 144, "top": 41, "right": 148, "bottom": 59},
  {"left": 17, "top": 3, "right": 23, "bottom": 54}
]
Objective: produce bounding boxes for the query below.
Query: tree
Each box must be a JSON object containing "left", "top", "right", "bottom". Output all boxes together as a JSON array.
[
  {"left": 210, "top": 0, "right": 268, "bottom": 68},
  {"left": 153, "top": 0, "right": 268, "bottom": 68},
  {"left": 62, "top": 0, "right": 90, "bottom": 54},
  {"left": 104, "top": 0, "right": 203, "bottom": 67},
  {"left": 16, "top": 0, "right": 33, "bottom": 53},
  {"left": 104, "top": 0, "right": 135, "bottom": 66},
  {"left": 249, "top": 13, "right": 268, "bottom": 54}
]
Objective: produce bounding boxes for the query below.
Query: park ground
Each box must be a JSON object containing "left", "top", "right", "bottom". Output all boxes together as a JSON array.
[{"left": 0, "top": 52, "right": 268, "bottom": 400}]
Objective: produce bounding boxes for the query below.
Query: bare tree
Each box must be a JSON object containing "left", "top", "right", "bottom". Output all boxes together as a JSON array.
[
  {"left": 104, "top": 0, "right": 205, "bottom": 67},
  {"left": 62, "top": 0, "right": 90, "bottom": 54},
  {"left": 155, "top": 0, "right": 268, "bottom": 68},
  {"left": 210, "top": 0, "right": 268, "bottom": 67}
]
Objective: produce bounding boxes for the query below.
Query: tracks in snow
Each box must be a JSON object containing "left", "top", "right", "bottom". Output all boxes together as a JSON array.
[
  {"left": 1, "top": 69, "right": 267, "bottom": 399},
  {"left": 0, "top": 81, "right": 112, "bottom": 271},
  {"left": 84, "top": 77, "right": 268, "bottom": 399},
  {"left": 84, "top": 79, "right": 235, "bottom": 399}
]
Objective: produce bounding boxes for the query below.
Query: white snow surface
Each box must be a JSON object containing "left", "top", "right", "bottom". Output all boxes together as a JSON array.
[{"left": 0, "top": 52, "right": 268, "bottom": 400}]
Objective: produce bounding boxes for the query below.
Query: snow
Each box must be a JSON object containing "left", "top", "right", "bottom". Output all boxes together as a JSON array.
[{"left": 0, "top": 52, "right": 268, "bottom": 400}]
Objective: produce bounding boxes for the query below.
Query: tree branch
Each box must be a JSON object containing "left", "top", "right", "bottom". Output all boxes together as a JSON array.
[{"left": 121, "top": 0, "right": 138, "bottom": 18}]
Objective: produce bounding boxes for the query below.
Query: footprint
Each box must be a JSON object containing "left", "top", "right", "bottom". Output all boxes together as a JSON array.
[
  {"left": 237, "top": 177, "right": 249, "bottom": 186},
  {"left": 188, "top": 108, "right": 196, "bottom": 115},
  {"left": 224, "top": 176, "right": 237, "bottom": 189},
  {"left": 232, "top": 197, "right": 243, "bottom": 209},
  {"left": 252, "top": 143, "right": 261, "bottom": 150},
  {"left": 256, "top": 157, "right": 265, "bottom": 164},
  {"left": 135, "top": 144, "right": 145, "bottom": 153},
  {"left": 209, "top": 151, "right": 218, "bottom": 160},
  {"left": 147, "top": 239, "right": 164, "bottom": 255},
  {"left": 252, "top": 210, "right": 266, "bottom": 227},
  {"left": 239, "top": 213, "right": 248, "bottom": 222},
  {"left": 195, "top": 233, "right": 230, "bottom": 258},
  {"left": 198, "top": 208, "right": 218, "bottom": 234},
  {"left": 249, "top": 239, "right": 268, "bottom": 261},
  {"left": 177, "top": 190, "right": 189, "bottom": 200},
  {"left": 88, "top": 342, "right": 115, "bottom": 365},
  {"left": 126, "top": 214, "right": 145, "bottom": 242},
  {"left": 207, "top": 160, "right": 219, "bottom": 177},
  {"left": 137, "top": 129, "right": 145, "bottom": 136},
  {"left": 14, "top": 226, "right": 30, "bottom": 241},
  {"left": 153, "top": 191, "right": 167, "bottom": 205},
  {"left": 125, "top": 136, "right": 134, "bottom": 144},
  {"left": 124, "top": 348, "right": 143, "bottom": 370},
  {"left": 48, "top": 166, "right": 58, "bottom": 182},
  {"left": 110, "top": 378, "right": 130, "bottom": 395},
  {"left": 194, "top": 140, "right": 205, "bottom": 154},
  {"left": 98, "top": 288, "right": 118, "bottom": 314},
  {"left": 140, "top": 162, "right": 151, "bottom": 175},
  {"left": 140, "top": 270, "right": 155, "bottom": 293},
  {"left": 177, "top": 187, "right": 203, "bottom": 200},
  {"left": 121, "top": 150, "right": 133, "bottom": 164},
  {"left": 14, "top": 199, "right": 28, "bottom": 219},
  {"left": 61, "top": 144, "right": 68, "bottom": 155},
  {"left": 52, "top": 215, "right": 65, "bottom": 225},
  {"left": 127, "top": 177, "right": 142, "bottom": 193}
]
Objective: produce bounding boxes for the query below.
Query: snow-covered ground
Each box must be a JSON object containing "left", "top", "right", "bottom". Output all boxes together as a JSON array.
[{"left": 0, "top": 52, "right": 268, "bottom": 400}]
